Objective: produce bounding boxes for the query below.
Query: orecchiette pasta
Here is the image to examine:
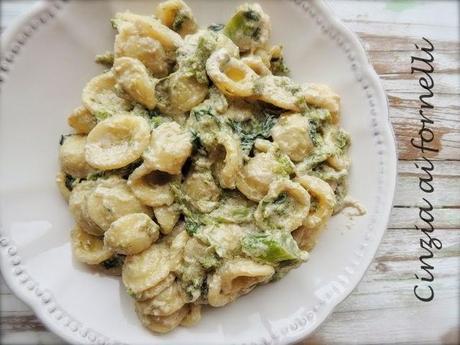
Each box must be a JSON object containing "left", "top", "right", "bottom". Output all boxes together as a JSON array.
[
  {"left": 114, "top": 21, "right": 170, "bottom": 78},
  {"left": 301, "top": 83, "right": 341, "bottom": 119},
  {"left": 207, "top": 258, "right": 274, "bottom": 307},
  {"left": 236, "top": 146, "right": 294, "bottom": 201},
  {"left": 155, "top": 71, "right": 209, "bottom": 116},
  {"left": 143, "top": 122, "right": 192, "bottom": 174},
  {"left": 153, "top": 204, "right": 181, "bottom": 234},
  {"left": 223, "top": 3, "right": 271, "bottom": 52},
  {"left": 128, "top": 164, "right": 178, "bottom": 208},
  {"left": 113, "top": 57, "right": 158, "bottom": 109},
  {"left": 212, "top": 132, "right": 243, "bottom": 189},
  {"left": 104, "top": 213, "right": 160, "bottom": 255},
  {"left": 114, "top": 12, "right": 183, "bottom": 51},
  {"left": 86, "top": 176, "right": 152, "bottom": 232},
  {"left": 182, "top": 161, "right": 221, "bottom": 213},
  {"left": 135, "top": 282, "right": 187, "bottom": 316},
  {"left": 122, "top": 242, "right": 171, "bottom": 294},
  {"left": 67, "top": 106, "right": 96, "bottom": 134},
  {"left": 60, "top": 0, "right": 358, "bottom": 334},
  {"left": 82, "top": 72, "right": 133, "bottom": 119},
  {"left": 252, "top": 75, "right": 303, "bottom": 111},
  {"left": 206, "top": 48, "right": 258, "bottom": 97},
  {"left": 85, "top": 114, "right": 150, "bottom": 170},
  {"left": 71, "top": 225, "right": 113, "bottom": 265},
  {"left": 180, "top": 304, "right": 201, "bottom": 327},
  {"left": 271, "top": 113, "right": 313, "bottom": 162},
  {"left": 155, "top": 0, "right": 198, "bottom": 38},
  {"left": 254, "top": 179, "right": 310, "bottom": 232},
  {"left": 295, "top": 175, "right": 336, "bottom": 230},
  {"left": 69, "top": 180, "right": 104, "bottom": 236},
  {"left": 135, "top": 304, "right": 189, "bottom": 333},
  {"left": 133, "top": 274, "right": 176, "bottom": 301},
  {"left": 59, "top": 135, "right": 96, "bottom": 178}
]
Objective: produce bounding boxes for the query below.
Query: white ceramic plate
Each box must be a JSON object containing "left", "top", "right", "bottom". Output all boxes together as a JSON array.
[{"left": 0, "top": 1, "right": 397, "bottom": 344}]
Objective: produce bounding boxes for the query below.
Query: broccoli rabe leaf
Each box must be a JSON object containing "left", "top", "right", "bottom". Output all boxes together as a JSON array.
[
  {"left": 64, "top": 174, "right": 77, "bottom": 191},
  {"left": 227, "top": 112, "right": 275, "bottom": 154},
  {"left": 242, "top": 231, "right": 308, "bottom": 264},
  {"left": 207, "top": 23, "right": 224, "bottom": 32},
  {"left": 270, "top": 56, "right": 290, "bottom": 76},
  {"left": 101, "top": 255, "right": 125, "bottom": 270},
  {"left": 224, "top": 8, "right": 262, "bottom": 44},
  {"left": 95, "top": 52, "right": 114, "bottom": 67},
  {"left": 184, "top": 215, "right": 201, "bottom": 236}
]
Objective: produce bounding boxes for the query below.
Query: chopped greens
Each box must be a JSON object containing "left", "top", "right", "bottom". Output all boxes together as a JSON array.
[
  {"left": 224, "top": 7, "right": 263, "bottom": 45},
  {"left": 270, "top": 56, "right": 290, "bottom": 76},
  {"left": 227, "top": 112, "right": 275, "bottom": 154},
  {"left": 207, "top": 23, "right": 224, "bottom": 32},
  {"left": 101, "top": 255, "right": 125, "bottom": 270},
  {"left": 242, "top": 231, "right": 307, "bottom": 264},
  {"left": 64, "top": 174, "right": 77, "bottom": 191},
  {"left": 95, "top": 52, "right": 114, "bottom": 67}
]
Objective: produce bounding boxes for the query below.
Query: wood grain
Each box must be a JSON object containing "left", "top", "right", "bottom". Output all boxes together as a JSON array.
[{"left": 0, "top": 1, "right": 459, "bottom": 345}]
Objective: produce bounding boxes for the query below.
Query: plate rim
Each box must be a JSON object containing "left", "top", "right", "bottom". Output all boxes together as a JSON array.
[{"left": 0, "top": 1, "right": 398, "bottom": 344}]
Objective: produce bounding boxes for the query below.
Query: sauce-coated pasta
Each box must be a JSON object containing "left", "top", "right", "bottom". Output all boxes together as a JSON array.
[{"left": 58, "top": 1, "right": 361, "bottom": 334}]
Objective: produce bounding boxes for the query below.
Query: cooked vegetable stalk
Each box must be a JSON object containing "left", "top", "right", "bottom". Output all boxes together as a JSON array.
[
  {"left": 241, "top": 231, "right": 308, "bottom": 264},
  {"left": 223, "top": 3, "right": 271, "bottom": 52}
]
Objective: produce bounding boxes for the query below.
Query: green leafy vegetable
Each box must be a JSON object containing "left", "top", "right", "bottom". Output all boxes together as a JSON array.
[
  {"left": 242, "top": 231, "right": 308, "bottom": 264},
  {"left": 64, "top": 174, "right": 77, "bottom": 191},
  {"left": 185, "top": 215, "right": 201, "bottom": 235},
  {"left": 227, "top": 112, "right": 275, "bottom": 154},
  {"left": 207, "top": 23, "right": 224, "bottom": 32},
  {"left": 101, "top": 255, "right": 125, "bottom": 270},
  {"left": 270, "top": 56, "right": 290, "bottom": 76},
  {"left": 224, "top": 8, "right": 262, "bottom": 43},
  {"left": 95, "top": 52, "right": 114, "bottom": 67}
]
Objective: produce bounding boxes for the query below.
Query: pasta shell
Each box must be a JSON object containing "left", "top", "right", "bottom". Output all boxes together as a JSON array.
[
  {"left": 180, "top": 304, "right": 201, "bottom": 327},
  {"left": 113, "top": 57, "right": 158, "bottom": 109},
  {"left": 114, "top": 21, "right": 170, "bottom": 78},
  {"left": 122, "top": 242, "right": 171, "bottom": 293},
  {"left": 207, "top": 258, "right": 274, "bottom": 307},
  {"left": 153, "top": 204, "right": 181, "bottom": 235},
  {"left": 133, "top": 274, "right": 176, "bottom": 301},
  {"left": 206, "top": 48, "right": 258, "bottom": 97},
  {"left": 104, "top": 213, "right": 160, "bottom": 255},
  {"left": 212, "top": 131, "right": 243, "bottom": 189},
  {"left": 135, "top": 282, "right": 187, "bottom": 316},
  {"left": 252, "top": 75, "right": 303, "bottom": 111},
  {"left": 69, "top": 180, "right": 104, "bottom": 236},
  {"left": 71, "top": 225, "right": 113, "bottom": 265},
  {"left": 254, "top": 179, "right": 311, "bottom": 232},
  {"left": 59, "top": 135, "right": 96, "bottom": 178},
  {"left": 295, "top": 175, "right": 335, "bottom": 230},
  {"left": 85, "top": 114, "right": 150, "bottom": 170},
  {"left": 271, "top": 113, "right": 314, "bottom": 162},
  {"left": 143, "top": 122, "right": 192, "bottom": 175},
  {"left": 67, "top": 106, "right": 96, "bottom": 134},
  {"left": 82, "top": 72, "right": 132, "bottom": 119},
  {"left": 301, "top": 83, "right": 340, "bottom": 119},
  {"left": 154, "top": 0, "right": 198, "bottom": 38},
  {"left": 86, "top": 176, "right": 152, "bottom": 232},
  {"left": 114, "top": 12, "right": 183, "bottom": 51},
  {"left": 135, "top": 304, "right": 189, "bottom": 333},
  {"left": 128, "top": 164, "right": 178, "bottom": 208}
]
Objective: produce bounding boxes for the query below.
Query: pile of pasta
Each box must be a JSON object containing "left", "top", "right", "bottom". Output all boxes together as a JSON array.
[{"left": 57, "top": 0, "right": 351, "bottom": 333}]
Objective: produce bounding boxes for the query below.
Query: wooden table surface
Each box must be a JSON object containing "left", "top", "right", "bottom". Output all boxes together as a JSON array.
[{"left": 1, "top": 1, "right": 459, "bottom": 344}]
